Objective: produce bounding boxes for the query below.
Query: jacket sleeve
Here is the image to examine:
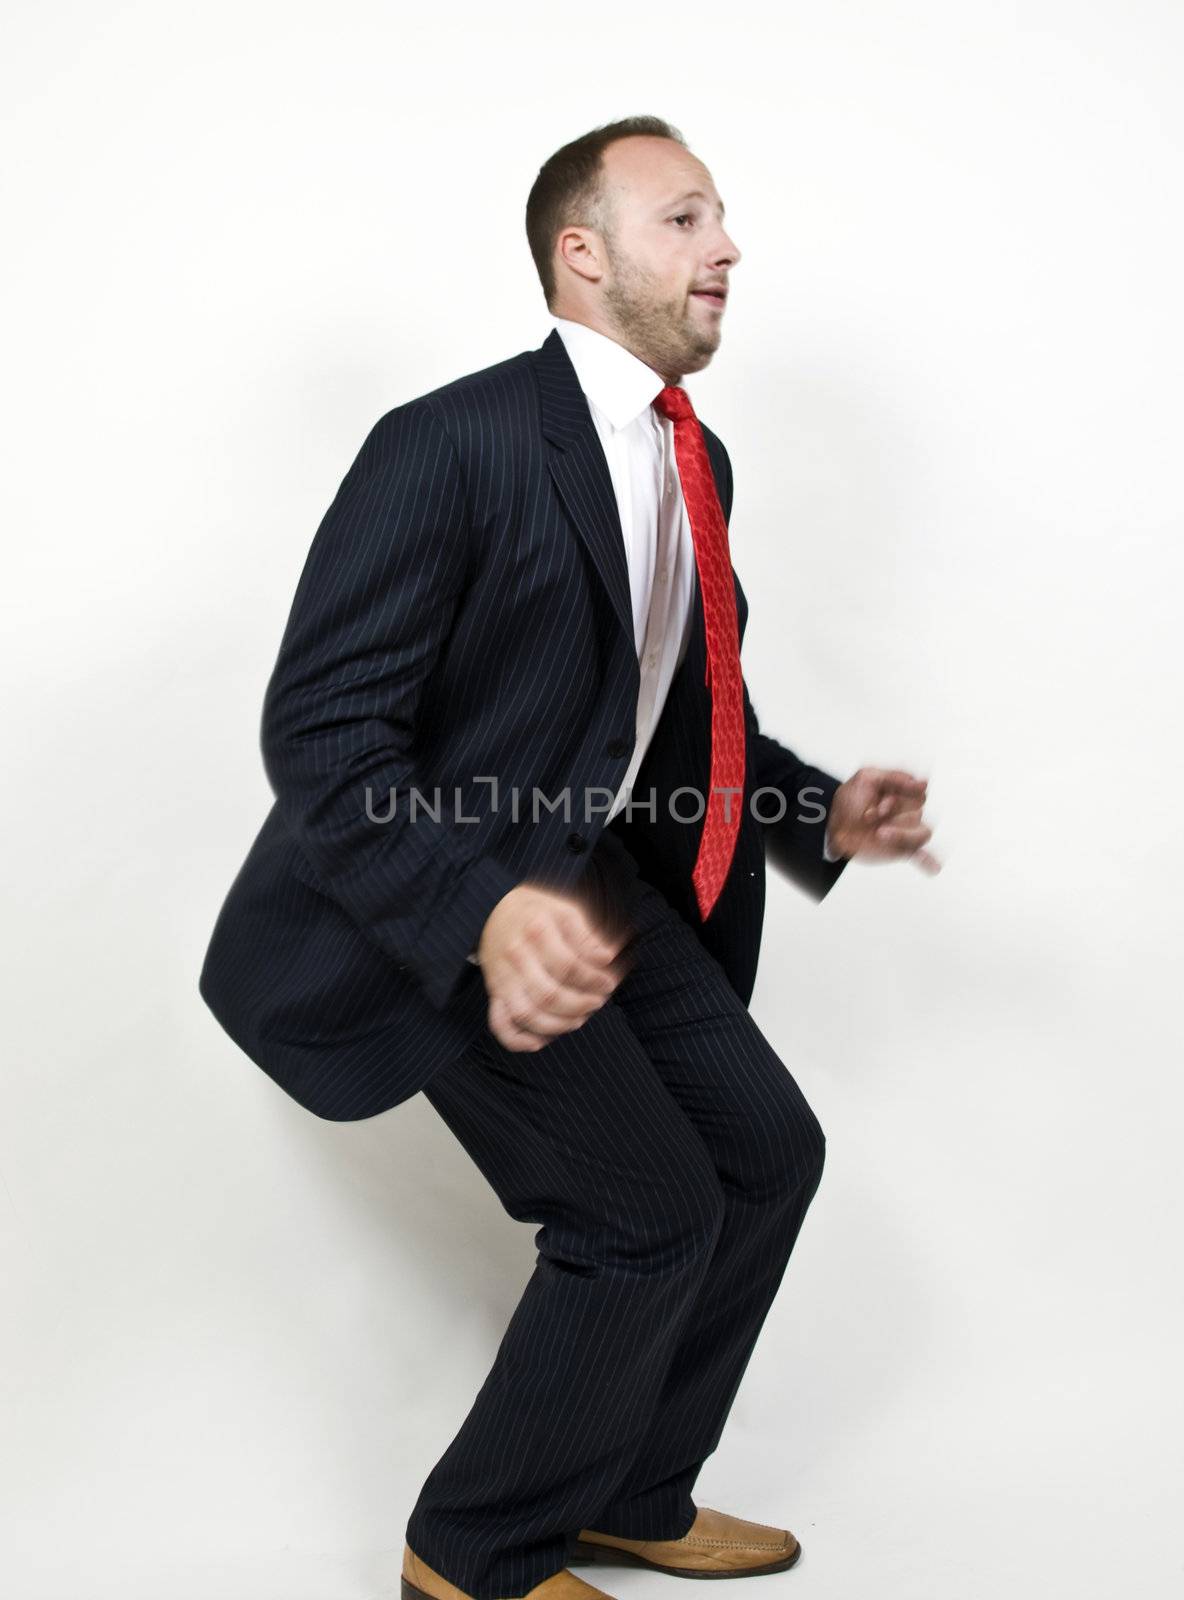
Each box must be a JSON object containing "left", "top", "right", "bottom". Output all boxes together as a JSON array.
[
  {"left": 743, "top": 685, "right": 849, "bottom": 901},
  {"left": 260, "top": 399, "right": 521, "bottom": 1010},
  {"left": 714, "top": 433, "right": 849, "bottom": 903}
]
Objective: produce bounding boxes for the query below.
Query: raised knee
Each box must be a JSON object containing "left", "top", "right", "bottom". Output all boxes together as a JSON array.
[
  {"left": 802, "top": 1112, "right": 826, "bottom": 1190},
  {"left": 757, "top": 1103, "right": 826, "bottom": 1204}
]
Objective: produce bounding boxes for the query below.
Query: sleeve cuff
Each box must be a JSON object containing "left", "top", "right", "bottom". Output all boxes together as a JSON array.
[{"left": 412, "top": 854, "right": 519, "bottom": 1009}]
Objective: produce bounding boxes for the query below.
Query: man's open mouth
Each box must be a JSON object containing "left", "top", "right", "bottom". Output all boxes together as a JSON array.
[{"left": 691, "top": 288, "right": 727, "bottom": 303}]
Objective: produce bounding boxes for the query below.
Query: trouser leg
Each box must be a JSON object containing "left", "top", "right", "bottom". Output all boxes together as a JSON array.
[
  {"left": 570, "top": 853, "right": 828, "bottom": 1540},
  {"left": 406, "top": 840, "right": 825, "bottom": 1595},
  {"left": 405, "top": 1005, "right": 726, "bottom": 1599}
]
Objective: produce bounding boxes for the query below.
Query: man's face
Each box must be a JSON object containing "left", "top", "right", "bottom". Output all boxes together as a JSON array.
[{"left": 579, "top": 136, "right": 741, "bottom": 381}]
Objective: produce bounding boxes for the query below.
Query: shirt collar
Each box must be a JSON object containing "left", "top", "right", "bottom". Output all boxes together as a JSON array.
[{"left": 549, "top": 316, "right": 684, "bottom": 432}]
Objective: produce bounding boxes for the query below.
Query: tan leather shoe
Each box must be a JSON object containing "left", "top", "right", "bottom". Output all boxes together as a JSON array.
[
  {"left": 570, "top": 1506, "right": 801, "bottom": 1578},
  {"left": 402, "top": 1542, "right": 622, "bottom": 1600}
]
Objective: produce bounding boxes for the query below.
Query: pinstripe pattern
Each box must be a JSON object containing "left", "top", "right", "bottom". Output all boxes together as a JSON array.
[
  {"left": 404, "top": 825, "right": 827, "bottom": 1599},
  {"left": 198, "top": 328, "right": 846, "bottom": 1122}
]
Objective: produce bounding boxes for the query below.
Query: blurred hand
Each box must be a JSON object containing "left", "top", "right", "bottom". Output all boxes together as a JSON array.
[
  {"left": 475, "top": 882, "right": 629, "bottom": 1052},
  {"left": 827, "top": 767, "right": 942, "bottom": 873}
]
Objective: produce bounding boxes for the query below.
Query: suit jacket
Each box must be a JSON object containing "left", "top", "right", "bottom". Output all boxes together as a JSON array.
[{"left": 198, "top": 327, "right": 848, "bottom": 1121}]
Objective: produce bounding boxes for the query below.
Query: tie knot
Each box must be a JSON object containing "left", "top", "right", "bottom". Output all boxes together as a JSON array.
[{"left": 652, "top": 384, "right": 695, "bottom": 424}]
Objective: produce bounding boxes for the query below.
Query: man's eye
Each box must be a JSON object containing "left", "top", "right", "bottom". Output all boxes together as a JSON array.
[{"left": 672, "top": 213, "right": 694, "bottom": 226}]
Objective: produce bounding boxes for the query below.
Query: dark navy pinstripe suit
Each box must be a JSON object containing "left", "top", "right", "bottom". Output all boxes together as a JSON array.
[{"left": 199, "top": 326, "right": 848, "bottom": 1597}]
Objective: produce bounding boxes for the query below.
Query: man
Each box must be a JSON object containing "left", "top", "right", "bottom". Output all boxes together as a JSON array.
[{"left": 199, "top": 115, "right": 938, "bottom": 1600}]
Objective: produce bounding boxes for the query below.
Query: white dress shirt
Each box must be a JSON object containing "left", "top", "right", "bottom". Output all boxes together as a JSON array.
[
  {"left": 551, "top": 318, "right": 840, "bottom": 858},
  {"left": 464, "top": 318, "right": 839, "bottom": 962},
  {"left": 550, "top": 316, "right": 697, "bottom": 823}
]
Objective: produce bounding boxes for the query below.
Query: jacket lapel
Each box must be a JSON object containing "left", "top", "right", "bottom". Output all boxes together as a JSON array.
[
  {"left": 531, "top": 325, "right": 729, "bottom": 674},
  {"left": 534, "top": 328, "right": 636, "bottom": 647}
]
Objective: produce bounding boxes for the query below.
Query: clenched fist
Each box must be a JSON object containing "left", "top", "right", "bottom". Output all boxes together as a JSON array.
[{"left": 475, "top": 882, "right": 630, "bottom": 1053}]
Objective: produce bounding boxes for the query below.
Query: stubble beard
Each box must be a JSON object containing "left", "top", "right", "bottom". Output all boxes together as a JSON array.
[{"left": 601, "top": 242, "right": 720, "bottom": 381}]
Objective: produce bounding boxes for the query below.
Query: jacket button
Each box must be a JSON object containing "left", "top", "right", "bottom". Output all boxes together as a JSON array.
[
  {"left": 567, "top": 832, "right": 587, "bottom": 853},
  {"left": 605, "top": 737, "right": 630, "bottom": 758}
]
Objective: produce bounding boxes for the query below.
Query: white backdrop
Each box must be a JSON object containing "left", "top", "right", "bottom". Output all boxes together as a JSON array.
[{"left": 3, "top": 3, "right": 1181, "bottom": 1597}]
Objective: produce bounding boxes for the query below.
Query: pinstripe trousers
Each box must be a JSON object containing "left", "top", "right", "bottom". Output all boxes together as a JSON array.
[{"left": 405, "top": 828, "right": 826, "bottom": 1600}]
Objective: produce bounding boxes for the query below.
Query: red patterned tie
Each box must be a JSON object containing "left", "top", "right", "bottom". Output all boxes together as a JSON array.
[{"left": 652, "top": 384, "right": 746, "bottom": 921}]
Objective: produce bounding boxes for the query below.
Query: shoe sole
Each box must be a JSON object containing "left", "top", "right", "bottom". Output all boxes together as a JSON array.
[{"left": 568, "top": 1540, "right": 802, "bottom": 1578}]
